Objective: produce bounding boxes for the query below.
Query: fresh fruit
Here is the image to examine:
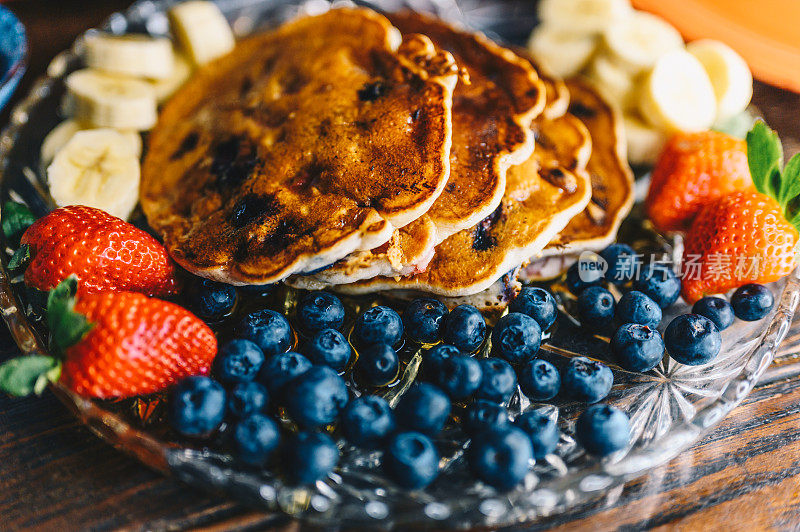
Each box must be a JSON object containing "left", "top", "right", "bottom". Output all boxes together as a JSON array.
[
  {"left": 284, "top": 431, "right": 339, "bottom": 485},
  {"left": 442, "top": 304, "right": 486, "bottom": 353},
  {"left": 577, "top": 286, "right": 616, "bottom": 330},
  {"left": 646, "top": 130, "right": 751, "bottom": 233},
  {"left": 575, "top": 404, "right": 630, "bottom": 456},
  {"left": 730, "top": 284, "right": 774, "bottom": 321},
  {"left": 235, "top": 309, "right": 292, "bottom": 356},
  {"left": 296, "top": 291, "right": 345, "bottom": 332},
  {"left": 491, "top": 313, "right": 542, "bottom": 365},
  {"left": 227, "top": 381, "right": 269, "bottom": 418},
  {"left": 632, "top": 263, "right": 681, "bottom": 308},
  {"left": 611, "top": 324, "right": 664, "bottom": 372},
  {"left": 352, "top": 305, "right": 403, "bottom": 347},
  {"left": 65, "top": 69, "right": 157, "bottom": 130},
  {"left": 184, "top": 278, "right": 237, "bottom": 321},
  {"left": 527, "top": 26, "right": 597, "bottom": 78},
  {"left": 215, "top": 339, "right": 264, "bottom": 384},
  {"left": 40, "top": 120, "right": 141, "bottom": 168},
  {"left": 461, "top": 400, "right": 511, "bottom": 436},
  {"left": 518, "top": 359, "right": 561, "bottom": 401},
  {"left": 603, "top": 11, "right": 683, "bottom": 74},
  {"left": 514, "top": 410, "right": 559, "bottom": 459},
  {"left": 638, "top": 50, "right": 717, "bottom": 133},
  {"left": 302, "top": 328, "right": 351, "bottom": 372},
  {"left": 615, "top": 291, "right": 662, "bottom": 328},
  {"left": 664, "top": 314, "right": 721, "bottom": 365},
  {"left": 383, "top": 432, "right": 439, "bottom": 490},
  {"left": 692, "top": 296, "right": 735, "bottom": 330},
  {"left": 341, "top": 396, "right": 395, "bottom": 449},
  {"left": 566, "top": 258, "right": 603, "bottom": 295},
  {"left": 423, "top": 344, "right": 460, "bottom": 382},
  {"left": 435, "top": 354, "right": 483, "bottom": 401},
  {"left": 562, "top": 357, "right": 613, "bottom": 403},
  {"left": 403, "top": 298, "right": 448, "bottom": 345},
  {"left": 257, "top": 351, "right": 311, "bottom": 397},
  {"left": 395, "top": 383, "right": 452, "bottom": 436},
  {"left": 476, "top": 358, "right": 518, "bottom": 404},
  {"left": 233, "top": 413, "right": 281, "bottom": 466},
  {"left": 467, "top": 427, "right": 533, "bottom": 490},
  {"left": 508, "top": 287, "right": 558, "bottom": 331},
  {"left": 84, "top": 32, "right": 175, "bottom": 79},
  {"left": 169, "top": 376, "right": 226, "bottom": 437},
  {"left": 538, "top": 0, "right": 632, "bottom": 35},
  {"left": 46, "top": 129, "right": 142, "bottom": 220},
  {"left": 600, "top": 243, "right": 640, "bottom": 284},
  {"left": 687, "top": 39, "right": 752, "bottom": 121},
  {"left": 168, "top": 0, "right": 235, "bottom": 66},
  {"left": 355, "top": 342, "right": 399, "bottom": 387},
  {"left": 623, "top": 114, "right": 667, "bottom": 166},
  {"left": 149, "top": 50, "right": 193, "bottom": 104},
  {"left": 587, "top": 54, "right": 634, "bottom": 110},
  {"left": 1, "top": 201, "right": 36, "bottom": 247},
  {"left": 283, "top": 366, "right": 349, "bottom": 429}
]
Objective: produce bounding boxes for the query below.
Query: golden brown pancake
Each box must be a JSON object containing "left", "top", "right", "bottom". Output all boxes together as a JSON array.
[
  {"left": 141, "top": 9, "right": 458, "bottom": 285},
  {"left": 523, "top": 54, "right": 570, "bottom": 120}
]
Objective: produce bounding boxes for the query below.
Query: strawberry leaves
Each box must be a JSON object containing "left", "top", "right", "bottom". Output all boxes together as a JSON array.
[
  {"left": 47, "top": 276, "right": 94, "bottom": 353},
  {"left": 1, "top": 201, "right": 36, "bottom": 247},
  {"left": 0, "top": 355, "right": 61, "bottom": 396}
]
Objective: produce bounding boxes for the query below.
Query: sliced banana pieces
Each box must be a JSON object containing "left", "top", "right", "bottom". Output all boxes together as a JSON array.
[
  {"left": 687, "top": 39, "right": 752, "bottom": 121},
  {"left": 539, "top": 0, "right": 632, "bottom": 35},
  {"left": 603, "top": 11, "right": 684, "bottom": 74},
  {"left": 47, "top": 129, "right": 141, "bottom": 220},
  {"left": 623, "top": 114, "right": 667, "bottom": 166},
  {"left": 149, "top": 51, "right": 193, "bottom": 104},
  {"left": 528, "top": 26, "right": 597, "bottom": 78},
  {"left": 169, "top": 0, "right": 235, "bottom": 66},
  {"left": 41, "top": 119, "right": 141, "bottom": 167},
  {"left": 65, "top": 69, "right": 157, "bottom": 131},
  {"left": 587, "top": 54, "right": 635, "bottom": 110},
  {"left": 84, "top": 32, "right": 175, "bottom": 80}
]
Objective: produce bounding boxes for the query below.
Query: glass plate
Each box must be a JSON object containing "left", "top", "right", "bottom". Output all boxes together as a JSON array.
[{"left": 0, "top": 0, "right": 798, "bottom": 528}]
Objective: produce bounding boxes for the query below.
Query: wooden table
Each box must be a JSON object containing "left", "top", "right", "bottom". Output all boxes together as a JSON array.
[{"left": 2, "top": 1, "right": 800, "bottom": 530}]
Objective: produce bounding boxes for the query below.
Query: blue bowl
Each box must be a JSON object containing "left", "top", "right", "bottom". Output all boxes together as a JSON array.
[{"left": 0, "top": 5, "right": 26, "bottom": 113}]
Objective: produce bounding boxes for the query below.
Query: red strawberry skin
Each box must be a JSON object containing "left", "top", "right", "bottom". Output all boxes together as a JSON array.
[
  {"left": 681, "top": 191, "right": 799, "bottom": 303},
  {"left": 60, "top": 291, "right": 217, "bottom": 398},
  {"left": 20, "top": 205, "right": 179, "bottom": 296}
]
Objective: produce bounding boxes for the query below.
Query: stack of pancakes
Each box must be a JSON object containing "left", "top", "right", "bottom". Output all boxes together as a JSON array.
[{"left": 141, "top": 8, "right": 634, "bottom": 313}]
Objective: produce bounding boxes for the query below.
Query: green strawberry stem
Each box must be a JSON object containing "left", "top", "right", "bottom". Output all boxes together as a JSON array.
[
  {"left": 0, "top": 355, "right": 61, "bottom": 396},
  {"left": 47, "top": 276, "right": 94, "bottom": 353},
  {"left": 1, "top": 201, "right": 36, "bottom": 246},
  {"left": 7, "top": 244, "right": 30, "bottom": 272}
]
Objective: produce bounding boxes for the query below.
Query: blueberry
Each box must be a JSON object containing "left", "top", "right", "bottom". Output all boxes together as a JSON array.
[
  {"left": 442, "top": 304, "right": 486, "bottom": 352},
  {"left": 258, "top": 351, "right": 312, "bottom": 396},
  {"left": 518, "top": 359, "right": 560, "bottom": 401},
  {"left": 575, "top": 404, "right": 630, "bottom": 456},
  {"left": 514, "top": 410, "right": 559, "bottom": 459},
  {"left": 615, "top": 290, "right": 662, "bottom": 328},
  {"left": 395, "top": 383, "right": 451, "bottom": 435},
  {"left": 435, "top": 354, "right": 483, "bottom": 401},
  {"left": 467, "top": 427, "right": 533, "bottom": 490},
  {"left": 664, "top": 314, "right": 721, "bottom": 365},
  {"left": 491, "top": 312, "right": 542, "bottom": 365},
  {"left": 461, "top": 400, "right": 510, "bottom": 436},
  {"left": 600, "top": 243, "right": 640, "bottom": 284},
  {"left": 383, "top": 431, "right": 439, "bottom": 490},
  {"left": 227, "top": 381, "right": 269, "bottom": 418},
  {"left": 169, "top": 376, "right": 226, "bottom": 438},
  {"left": 423, "top": 344, "right": 460, "bottom": 381},
  {"left": 352, "top": 305, "right": 403, "bottom": 347},
  {"left": 562, "top": 357, "right": 613, "bottom": 403},
  {"left": 302, "top": 328, "right": 351, "bottom": 372},
  {"left": 577, "top": 286, "right": 616, "bottom": 330},
  {"left": 285, "top": 431, "right": 339, "bottom": 484},
  {"left": 341, "top": 396, "right": 395, "bottom": 448},
  {"left": 566, "top": 260, "right": 603, "bottom": 295},
  {"left": 508, "top": 287, "right": 558, "bottom": 331},
  {"left": 233, "top": 413, "right": 281, "bottom": 465},
  {"left": 236, "top": 309, "right": 293, "bottom": 356},
  {"left": 731, "top": 284, "right": 774, "bottom": 321},
  {"left": 296, "top": 291, "right": 345, "bottom": 332},
  {"left": 632, "top": 263, "right": 681, "bottom": 309},
  {"left": 215, "top": 339, "right": 265, "bottom": 384},
  {"left": 692, "top": 296, "right": 735, "bottom": 330},
  {"left": 184, "top": 278, "right": 237, "bottom": 321},
  {"left": 403, "top": 298, "right": 448, "bottom": 344},
  {"left": 611, "top": 324, "right": 664, "bottom": 372},
  {"left": 355, "top": 342, "right": 399, "bottom": 387},
  {"left": 476, "top": 358, "right": 518, "bottom": 404},
  {"left": 283, "top": 366, "right": 349, "bottom": 429}
]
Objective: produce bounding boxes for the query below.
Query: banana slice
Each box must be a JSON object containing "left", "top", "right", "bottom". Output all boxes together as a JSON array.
[
  {"left": 638, "top": 50, "right": 716, "bottom": 133},
  {"left": 528, "top": 26, "right": 597, "bottom": 78},
  {"left": 169, "top": 1, "right": 235, "bottom": 66},
  {"left": 623, "top": 113, "right": 667, "bottom": 166},
  {"left": 538, "top": 0, "right": 633, "bottom": 35},
  {"left": 47, "top": 129, "right": 141, "bottom": 220},
  {"left": 40, "top": 120, "right": 141, "bottom": 167},
  {"left": 84, "top": 32, "right": 175, "bottom": 80},
  {"left": 587, "top": 54, "right": 635, "bottom": 110},
  {"left": 150, "top": 51, "right": 193, "bottom": 104},
  {"left": 687, "top": 39, "right": 752, "bottom": 121},
  {"left": 603, "top": 11, "right": 683, "bottom": 74},
  {"left": 66, "top": 69, "right": 157, "bottom": 131}
]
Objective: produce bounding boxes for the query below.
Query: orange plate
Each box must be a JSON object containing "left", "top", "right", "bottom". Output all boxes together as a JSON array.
[{"left": 633, "top": 0, "right": 800, "bottom": 93}]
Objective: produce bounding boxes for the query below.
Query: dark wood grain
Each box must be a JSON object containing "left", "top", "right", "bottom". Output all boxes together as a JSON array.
[{"left": 1, "top": 1, "right": 800, "bottom": 531}]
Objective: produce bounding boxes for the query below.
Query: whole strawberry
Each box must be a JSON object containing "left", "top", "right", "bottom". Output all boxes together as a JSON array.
[
  {"left": 646, "top": 130, "right": 752, "bottom": 233},
  {"left": 19, "top": 205, "right": 179, "bottom": 296},
  {"left": 0, "top": 277, "right": 217, "bottom": 398}
]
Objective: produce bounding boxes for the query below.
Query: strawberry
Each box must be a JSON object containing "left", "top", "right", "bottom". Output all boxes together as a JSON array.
[
  {"left": 646, "top": 130, "right": 752, "bottom": 233},
  {"left": 0, "top": 277, "right": 217, "bottom": 399},
  {"left": 680, "top": 122, "right": 800, "bottom": 303},
  {"left": 17, "top": 205, "right": 179, "bottom": 297}
]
